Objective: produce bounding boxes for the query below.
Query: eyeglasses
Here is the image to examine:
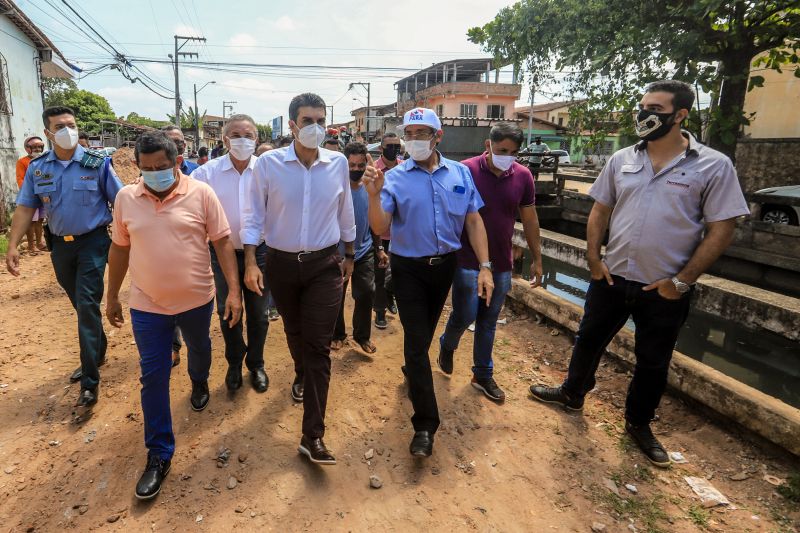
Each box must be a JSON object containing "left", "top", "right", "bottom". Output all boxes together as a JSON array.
[{"left": 402, "top": 131, "right": 436, "bottom": 141}]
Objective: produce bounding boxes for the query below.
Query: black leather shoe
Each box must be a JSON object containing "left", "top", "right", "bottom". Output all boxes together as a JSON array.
[
  {"left": 387, "top": 300, "right": 398, "bottom": 315},
  {"left": 225, "top": 364, "right": 242, "bottom": 391},
  {"left": 625, "top": 421, "right": 671, "bottom": 468},
  {"left": 190, "top": 380, "right": 209, "bottom": 411},
  {"left": 437, "top": 344, "right": 454, "bottom": 375},
  {"left": 374, "top": 311, "right": 388, "bottom": 330},
  {"left": 69, "top": 357, "right": 106, "bottom": 382},
  {"left": 76, "top": 387, "right": 98, "bottom": 408},
  {"left": 291, "top": 375, "right": 304, "bottom": 402},
  {"left": 250, "top": 368, "right": 269, "bottom": 393},
  {"left": 409, "top": 431, "right": 434, "bottom": 457},
  {"left": 529, "top": 384, "right": 584, "bottom": 411},
  {"left": 135, "top": 455, "right": 171, "bottom": 500},
  {"left": 298, "top": 435, "right": 336, "bottom": 465}
]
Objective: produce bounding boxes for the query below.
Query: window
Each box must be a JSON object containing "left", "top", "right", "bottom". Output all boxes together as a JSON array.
[
  {"left": 557, "top": 117, "right": 564, "bottom": 126},
  {"left": 436, "top": 104, "right": 444, "bottom": 117},
  {"left": 0, "top": 53, "right": 12, "bottom": 115},
  {"left": 459, "top": 103, "right": 478, "bottom": 118},
  {"left": 487, "top": 105, "right": 505, "bottom": 119}
]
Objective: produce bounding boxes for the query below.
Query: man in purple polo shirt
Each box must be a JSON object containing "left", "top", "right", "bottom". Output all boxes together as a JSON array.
[{"left": 437, "top": 122, "right": 543, "bottom": 402}]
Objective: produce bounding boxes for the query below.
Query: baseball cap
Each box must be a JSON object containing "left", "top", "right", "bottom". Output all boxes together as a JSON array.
[{"left": 397, "top": 107, "right": 441, "bottom": 132}]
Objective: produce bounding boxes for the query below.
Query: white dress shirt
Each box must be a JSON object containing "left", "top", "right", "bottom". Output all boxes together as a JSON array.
[
  {"left": 191, "top": 153, "right": 257, "bottom": 250},
  {"left": 241, "top": 143, "right": 356, "bottom": 252}
]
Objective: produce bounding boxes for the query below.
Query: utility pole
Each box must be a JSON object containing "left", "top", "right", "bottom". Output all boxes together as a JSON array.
[
  {"left": 223, "top": 101, "right": 237, "bottom": 119},
  {"left": 526, "top": 74, "right": 538, "bottom": 147},
  {"left": 173, "top": 34, "right": 206, "bottom": 127},
  {"left": 349, "top": 82, "right": 370, "bottom": 140},
  {"left": 327, "top": 105, "right": 334, "bottom": 125},
  {"left": 194, "top": 81, "right": 215, "bottom": 150}
]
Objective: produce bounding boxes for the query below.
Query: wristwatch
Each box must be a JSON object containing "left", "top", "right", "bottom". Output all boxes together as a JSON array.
[
  {"left": 480, "top": 261, "right": 493, "bottom": 272},
  {"left": 377, "top": 245, "right": 384, "bottom": 251},
  {"left": 345, "top": 253, "right": 355, "bottom": 260},
  {"left": 671, "top": 277, "right": 690, "bottom": 294}
]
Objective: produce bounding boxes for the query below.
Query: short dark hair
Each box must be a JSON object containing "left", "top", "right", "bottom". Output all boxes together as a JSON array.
[
  {"left": 489, "top": 122, "right": 524, "bottom": 148},
  {"left": 381, "top": 132, "right": 399, "bottom": 145},
  {"left": 134, "top": 131, "right": 178, "bottom": 166},
  {"left": 278, "top": 135, "right": 294, "bottom": 148},
  {"left": 24, "top": 136, "right": 43, "bottom": 147},
  {"left": 289, "top": 93, "right": 326, "bottom": 123},
  {"left": 198, "top": 147, "right": 208, "bottom": 157},
  {"left": 160, "top": 124, "right": 182, "bottom": 134},
  {"left": 645, "top": 80, "right": 695, "bottom": 113},
  {"left": 42, "top": 106, "right": 75, "bottom": 128},
  {"left": 78, "top": 131, "right": 89, "bottom": 140},
  {"left": 217, "top": 140, "right": 224, "bottom": 146},
  {"left": 343, "top": 141, "right": 368, "bottom": 159}
]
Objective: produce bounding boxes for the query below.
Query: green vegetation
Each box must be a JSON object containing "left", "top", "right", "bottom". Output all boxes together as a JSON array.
[
  {"left": 468, "top": 0, "right": 800, "bottom": 161},
  {"left": 43, "top": 78, "right": 115, "bottom": 134},
  {"left": 687, "top": 504, "right": 710, "bottom": 529},
  {"left": 777, "top": 473, "right": 800, "bottom": 507},
  {"left": 598, "top": 491, "right": 667, "bottom": 533},
  {"left": 0, "top": 234, "right": 8, "bottom": 255}
]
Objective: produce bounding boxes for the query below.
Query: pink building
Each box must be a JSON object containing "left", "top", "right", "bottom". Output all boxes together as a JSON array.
[{"left": 395, "top": 58, "right": 522, "bottom": 123}]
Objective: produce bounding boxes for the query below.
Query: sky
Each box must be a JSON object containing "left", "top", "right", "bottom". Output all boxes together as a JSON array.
[{"left": 18, "top": 0, "right": 532, "bottom": 130}]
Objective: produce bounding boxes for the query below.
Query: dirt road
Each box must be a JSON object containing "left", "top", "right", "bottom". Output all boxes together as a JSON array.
[{"left": 0, "top": 253, "right": 797, "bottom": 532}]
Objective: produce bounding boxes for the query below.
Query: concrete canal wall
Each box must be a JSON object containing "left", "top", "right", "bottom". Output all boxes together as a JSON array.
[{"left": 509, "top": 225, "right": 800, "bottom": 456}]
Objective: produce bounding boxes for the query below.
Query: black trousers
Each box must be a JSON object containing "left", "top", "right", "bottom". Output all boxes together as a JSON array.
[
  {"left": 391, "top": 253, "right": 457, "bottom": 434},
  {"left": 562, "top": 276, "right": 692, "bottom": 425},
  {"left": 334, "top": 251, "right": 375, "bottom": 343},
  {"left": 265, "top": 248, "right": 343, "bottom": 438},
  {"left": 373, "top": 239, "right": 394, "bottom": 312},
  {"left": 49, "top": 226, "right": 110, "bottom": 391}
]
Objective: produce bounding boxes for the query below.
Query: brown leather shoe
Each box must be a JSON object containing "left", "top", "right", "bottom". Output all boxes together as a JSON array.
[{"left": 298, "top": 435, "right": 336, "bottom": 465}]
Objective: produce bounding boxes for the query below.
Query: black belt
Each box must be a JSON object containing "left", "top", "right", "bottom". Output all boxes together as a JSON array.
[
  {"left": 268, "top": 244, "right": 338, "bottom": 263},
  {"left": 49, "top": 225, "right": 108, "bottom": 243},
  {"left": 398, "top": 252, "right": 454, "bottom": 266}
]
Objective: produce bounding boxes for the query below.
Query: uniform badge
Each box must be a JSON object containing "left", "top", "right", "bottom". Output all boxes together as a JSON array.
[{"left": 34, "top": 169, "right": 42, "bottom": 177}]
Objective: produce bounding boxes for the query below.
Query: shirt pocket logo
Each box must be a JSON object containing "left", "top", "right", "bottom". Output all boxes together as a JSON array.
[{"left": 664, "top": 170, "right": 697, "bottom": 195}]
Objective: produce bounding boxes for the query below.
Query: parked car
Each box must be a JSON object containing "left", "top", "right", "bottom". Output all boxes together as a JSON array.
[
  {"left": 754, "top": 185, "right": 800, "bottom": 226},
  {"left": 547, "top": 149, "right": 572, "bottom": 165}
]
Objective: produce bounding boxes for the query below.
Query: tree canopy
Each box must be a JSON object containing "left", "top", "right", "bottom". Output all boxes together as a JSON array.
[
  {"left": 468, "top": 0, "right": 800, "bottom": 160},
  {"left": 43, "top": 81, "right": 116, "bottom": 134}
]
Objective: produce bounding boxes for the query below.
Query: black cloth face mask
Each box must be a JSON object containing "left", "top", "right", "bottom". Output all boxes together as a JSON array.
[
  {"left": 635, "top": 109, "right": 676, "bottom": 141},
  {"left": 349, "top": 169, "right": 365, "bottom": 181},
  {"left": 382, "top": 145, "right": 401, "bottom": 160}
]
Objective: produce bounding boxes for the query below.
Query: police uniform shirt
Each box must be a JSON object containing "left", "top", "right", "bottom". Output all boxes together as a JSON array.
[{"left": 16, "top": 145, "right": 124, "bottom": 236}]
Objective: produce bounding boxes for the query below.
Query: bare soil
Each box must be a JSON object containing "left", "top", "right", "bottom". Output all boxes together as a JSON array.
[{"left": 0, "top": 253, "right": 798, "bottom": 532}]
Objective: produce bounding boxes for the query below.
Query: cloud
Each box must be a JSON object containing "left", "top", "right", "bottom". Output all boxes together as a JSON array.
[
  {"left": 228, "top": 33, "right": 258, "bottom": 48},
  {"left": 272, "top": 16, "right": 297, "bottom": 31},
  {"left": 173, "top": 24, "right": 203, "bottom": 38}
]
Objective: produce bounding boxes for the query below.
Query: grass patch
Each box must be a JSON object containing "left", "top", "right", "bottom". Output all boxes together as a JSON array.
[
  {"left": 777, "top": 473, "right": 800, "bottom": 508},
  {"left": 687, "top": 504, "right": 709, "bottom": 529},
  {"left": 610, "top": 464, "right": 655, "bottom": 487},
  {"left": 0, "top": 234, "right": 7, "bottom": 255},
  {"left": 599, "top": 492, "right": 667, "bottom": 533}
]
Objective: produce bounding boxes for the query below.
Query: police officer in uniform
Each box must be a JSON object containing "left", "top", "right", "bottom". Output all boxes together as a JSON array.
[{"left": 6, "top": 106, "right": 123, "bottom": 408}]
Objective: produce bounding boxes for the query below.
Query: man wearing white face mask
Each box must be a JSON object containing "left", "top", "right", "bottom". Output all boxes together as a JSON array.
[
  {"left": 7, "top": 106, "right": 123, "bottom": 408},
  {"left": 362, "top": 107, "right": 493, "bottom": 458},
  {"left": 438, "top": 122, "right": 542, "bottom": 403},
  {"left": 191, "top": 114, "right": 270, "bottom": 394},
  {"left": 242, "top": 93, "right": 356, "bottom": 466}
]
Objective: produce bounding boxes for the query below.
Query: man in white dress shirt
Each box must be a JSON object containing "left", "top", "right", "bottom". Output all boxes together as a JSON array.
[
  {"left": 191, "top": 114, "right": 270, "bottom": 394},
  {"left": 242, "top": 93, "right": 356, "bottom": 465}
]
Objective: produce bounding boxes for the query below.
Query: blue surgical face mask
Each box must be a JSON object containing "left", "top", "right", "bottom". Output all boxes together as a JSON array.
[{"left": 141, "top": 168, "right": 176, "bottom": 192}]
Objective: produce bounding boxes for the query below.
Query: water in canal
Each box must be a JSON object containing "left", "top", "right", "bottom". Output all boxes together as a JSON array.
[{"left": 514, "top": 251, "right": 800, "bottom": 409}]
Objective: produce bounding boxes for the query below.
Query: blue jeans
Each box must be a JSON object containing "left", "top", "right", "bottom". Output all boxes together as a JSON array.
[
  {"left": 131, "top": 299, "right": 214, "bottom": 460},
  {"left": 440, "top": 268, "right": 512, "bottom": 380}
]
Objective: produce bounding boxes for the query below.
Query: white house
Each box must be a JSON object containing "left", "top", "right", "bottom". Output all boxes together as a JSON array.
[{"left": 0, "top": 0, "right": 74, "bottom": 225}]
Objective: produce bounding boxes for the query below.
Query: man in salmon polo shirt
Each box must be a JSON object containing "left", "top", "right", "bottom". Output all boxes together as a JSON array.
[{"left": 105, "top": 131, "right": 243, "bottom": 501}]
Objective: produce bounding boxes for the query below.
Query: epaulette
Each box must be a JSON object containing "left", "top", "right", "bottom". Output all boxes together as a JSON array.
[{"left": 80, "top": 149, "right": 107, "bottom": 169}]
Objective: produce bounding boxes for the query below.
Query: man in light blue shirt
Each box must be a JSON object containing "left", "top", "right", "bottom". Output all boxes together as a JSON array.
[
  {"left": 7, "top": 106, "right": 123, "bottom": 408},
  {"left": 331, "top": 142, "right": 385, "bottom": 354},
  {"left": 364, "top": 107, "right": 494, "bottom": 458}
]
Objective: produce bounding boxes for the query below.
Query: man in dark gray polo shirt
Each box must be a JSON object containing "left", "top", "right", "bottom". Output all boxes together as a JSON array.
[{"left": 530, "top": 80, "right": 749, "bottom": 467}]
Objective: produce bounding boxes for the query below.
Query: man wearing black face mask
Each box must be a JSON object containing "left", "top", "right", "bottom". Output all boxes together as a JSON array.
[
  {"left": 530, "top": 80, "right": 749, "bottom": 468},
  {"left": 331, "top": 142, "right": 378, "bottom": 354}
]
